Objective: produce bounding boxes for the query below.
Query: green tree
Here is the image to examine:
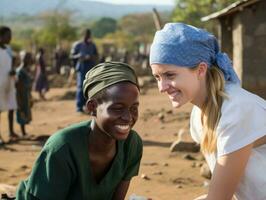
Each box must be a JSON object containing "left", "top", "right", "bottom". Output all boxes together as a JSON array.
[
  {"left": 91, "top": 17, "right": 117, "bottom": 38},
  {"left": 172, "top": 0, "right": 237, "bottom": 29},
  {"left": 103, "top": 31, "right": 135, "bottom": 51},
  {"left": 96, "top": 11, "right": 171, "bottom": 55},
  {"left": 118, "top": 13, "right": 155, "bottom": 40},
  {"left": 34, "top": 11, "right": 77, "bottom": 47}
]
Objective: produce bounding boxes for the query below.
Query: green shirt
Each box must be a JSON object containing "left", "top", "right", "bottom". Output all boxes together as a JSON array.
[{"left": 16, "top": 121, "right": 143, "bottom": 200}]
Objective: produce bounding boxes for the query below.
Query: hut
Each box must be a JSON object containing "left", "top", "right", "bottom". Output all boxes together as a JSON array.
[{"left": 202, "top": 0, "right": 266, "bottom": 97}]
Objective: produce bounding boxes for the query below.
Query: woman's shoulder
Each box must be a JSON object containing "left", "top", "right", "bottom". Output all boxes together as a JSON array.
[
  {"left": 216, "top": 84, "right": 266, "bottom": 157},
  {"left": 44, "top": 121, "right": 91, "bottom": 152},
  {"left": 221, "top": 84, "right": 266, "bottom": 116},
  {"left": 126, "top": 130, "right": 142, "bottom": 144},
  {"left": 122, "top": 129, "right": 143, "bottom": 155},
  {"left": 224, "top": 83, "right": 265, "bottom": 105}
]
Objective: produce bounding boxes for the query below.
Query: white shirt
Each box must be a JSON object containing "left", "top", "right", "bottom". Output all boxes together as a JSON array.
[
  {"left": 0, "top": 47, "right": 17, "bottom": 111},
  {"left": 190, "top": 83, "right": 266, "bottom": 200}
]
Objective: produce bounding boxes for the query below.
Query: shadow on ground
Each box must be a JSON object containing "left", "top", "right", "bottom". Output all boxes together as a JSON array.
[
  {"left": 0, "top": 135, "right": 50, "bottom": 151},
  {"left": 143, "top": 139, "right": 172, "bottom": 148}
]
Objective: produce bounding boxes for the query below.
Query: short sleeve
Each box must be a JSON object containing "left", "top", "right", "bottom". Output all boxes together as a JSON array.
[
  {"left": 190, "top": 106, "right": 202, "bottom": 144},
  {"left": 123, "top": 132, "right": 143, "bottom": 180},
  {"left": 16, "top": 144, "right": 75, "bottom": 200},
  {"left": 217, "top": 95, "right": 266, "bottom": 157}
]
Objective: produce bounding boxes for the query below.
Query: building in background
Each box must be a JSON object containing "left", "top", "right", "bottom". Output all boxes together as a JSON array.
[{"left": 202, "top": 0, "right": 266, "bottom": 97}]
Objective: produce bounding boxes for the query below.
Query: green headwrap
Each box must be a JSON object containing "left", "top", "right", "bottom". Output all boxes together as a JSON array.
[{"left": 83, "top": 61, "right": 139, "bottom": 99}]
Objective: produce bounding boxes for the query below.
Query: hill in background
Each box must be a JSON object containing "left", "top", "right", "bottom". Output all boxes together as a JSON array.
[{"left": 0, "top": 0, "right": 173, "bottom": 19}]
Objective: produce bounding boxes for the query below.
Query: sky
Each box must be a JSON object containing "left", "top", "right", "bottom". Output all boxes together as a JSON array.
[{"left": 82, "top": 0, "right": 175, "bottom": 5}]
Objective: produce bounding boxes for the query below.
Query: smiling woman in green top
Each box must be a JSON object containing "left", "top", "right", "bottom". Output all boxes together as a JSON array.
[{"left": 16, "top": 62, "right": 143, "bottom": 200}]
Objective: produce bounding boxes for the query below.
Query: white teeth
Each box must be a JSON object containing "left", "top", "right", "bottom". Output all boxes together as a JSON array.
[{"left": 116, "top": 125, "right": 130, "bottom": 130}]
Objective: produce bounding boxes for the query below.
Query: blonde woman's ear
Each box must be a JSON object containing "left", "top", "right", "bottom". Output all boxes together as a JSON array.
[{"left": 197, "top": 62, "right": 208, "bottom": 78}]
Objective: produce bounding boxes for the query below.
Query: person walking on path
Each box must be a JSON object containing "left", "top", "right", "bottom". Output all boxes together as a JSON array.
[
  {"left": 33, "top": 48, "right": 49, "bottom": 100},
  {"left": 70, "top": 29, "right": 98, "bottom": 113}
]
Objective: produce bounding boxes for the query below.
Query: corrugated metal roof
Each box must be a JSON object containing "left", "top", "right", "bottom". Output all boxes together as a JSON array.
[{"left": 201, "top": 0, "right": 261, "bottom": 21}]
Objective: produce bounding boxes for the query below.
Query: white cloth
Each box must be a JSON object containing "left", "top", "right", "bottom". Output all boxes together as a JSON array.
[
  {"left": 0, "top": 47, "right": 17, "bottom": 111},
  {"left": 190, "top": 83, "right": 266, "bottom": 200}
]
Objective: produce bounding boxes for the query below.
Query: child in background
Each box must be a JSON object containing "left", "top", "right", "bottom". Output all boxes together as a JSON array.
[{"left": 16, "top": 51, "right": 33, "bottom": 136}]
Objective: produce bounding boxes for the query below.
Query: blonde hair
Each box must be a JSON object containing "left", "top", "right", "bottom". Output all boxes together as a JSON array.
[{"left": 201, "top": 66, "right": 227, "bottom": 153}]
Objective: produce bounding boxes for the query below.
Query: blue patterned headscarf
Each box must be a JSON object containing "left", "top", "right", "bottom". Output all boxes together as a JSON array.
[{"left": 150, "top": 23, "right": 240, "bottom": 84}]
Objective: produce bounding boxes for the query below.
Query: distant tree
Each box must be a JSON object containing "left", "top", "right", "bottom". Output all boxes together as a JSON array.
[
  {"left": 91, "top": 17, "right": 117, "bottom": 38},
  {"left": 117, "top": 13, "right": 157, "bottom": 45},
  {"left": 171, "top": 0, "right": 237, "bottom": 29},
  {"left": 11, "top": 28, "right": 35, "bottom": 51},
  {"left": 103, "top": 31, "right": 135, "bottom": 51},
  {"left": 118, "top": 13, "right": 155, "bottom": 36},
  {"left": 34, "top": 11, "right": 77, "bottom": 47},
  {"left": 94, "top": 11, "right": 171, "bottom": 56}
]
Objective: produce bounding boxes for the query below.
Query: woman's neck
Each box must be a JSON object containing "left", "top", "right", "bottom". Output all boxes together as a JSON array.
[
  {"left": 192, "top": 79, "right": 208, "bottom": 110},
  {"left": 89, "top": 121, "right": 116, "bottom": 154}
]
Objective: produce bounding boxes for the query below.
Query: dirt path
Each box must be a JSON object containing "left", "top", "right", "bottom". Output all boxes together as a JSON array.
[{"left": 0, "top": 86, "right": 208, "bottom": 200}]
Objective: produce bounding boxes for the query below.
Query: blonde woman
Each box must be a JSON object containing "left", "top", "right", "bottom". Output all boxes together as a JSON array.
[{"left": 150, "top": 23, "right": 266, "bottom": 200}]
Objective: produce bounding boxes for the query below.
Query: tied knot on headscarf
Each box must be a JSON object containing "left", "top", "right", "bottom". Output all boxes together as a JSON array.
[
  {"left": 215, "top": 52, "right": 240, "bottom": 84},
  {"left": 150, "top": 23, "right": 240, "bottom": 84}
]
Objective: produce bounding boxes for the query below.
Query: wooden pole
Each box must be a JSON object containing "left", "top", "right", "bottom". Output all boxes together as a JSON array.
[{"left": 152, "top": 8, "right": 162, "bottom": 30}]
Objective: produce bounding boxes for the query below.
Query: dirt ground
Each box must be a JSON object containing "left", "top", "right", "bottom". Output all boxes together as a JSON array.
[{"left": 0, "top": 83, "right": 208, "bottom": 200}]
